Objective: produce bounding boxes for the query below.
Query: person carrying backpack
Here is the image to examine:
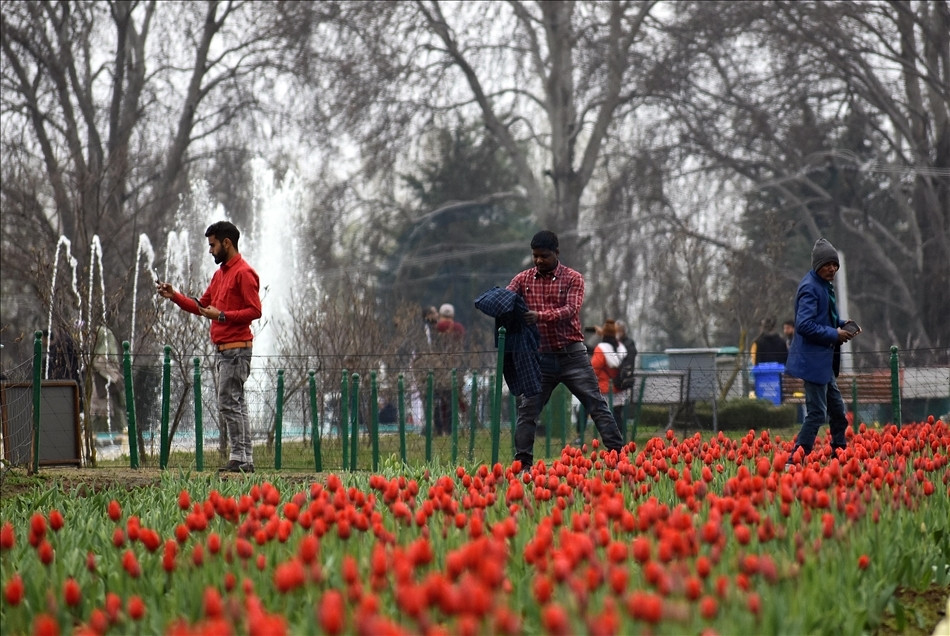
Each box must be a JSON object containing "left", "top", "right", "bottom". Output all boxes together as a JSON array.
[{"left": 591, "top": 320, "right": 629, "bottom": 430}]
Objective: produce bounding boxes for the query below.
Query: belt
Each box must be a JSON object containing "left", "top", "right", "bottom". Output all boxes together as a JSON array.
[
  {"left": 540, "top": 341, "right": 586, "bottom": 354},
  {"left": 217, "top": 341, "right": 253, "bottom": 351}
]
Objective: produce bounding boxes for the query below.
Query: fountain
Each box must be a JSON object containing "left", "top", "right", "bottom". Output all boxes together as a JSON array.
[
  {"left": 46, "top": 236, "right": 84, "bottom": 379},
  {"left": 37, "top": 160, "right": 308, "bottom": 455}
]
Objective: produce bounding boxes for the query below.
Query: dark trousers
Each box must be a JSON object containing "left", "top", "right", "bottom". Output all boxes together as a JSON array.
[
  {"left": 793, "top": 377, "right": 848, "bottom": 454},
  {"left": 515, "top": 343, "right": 624, "bottom": 467}
]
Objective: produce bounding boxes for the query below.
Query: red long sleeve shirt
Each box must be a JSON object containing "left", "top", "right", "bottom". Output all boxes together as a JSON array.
[
  {"left": 172, "top": 253, "right": 262, "bottom": 345},
  {"left": 507, "top": 262, "right": 585, "bottom": 351}
]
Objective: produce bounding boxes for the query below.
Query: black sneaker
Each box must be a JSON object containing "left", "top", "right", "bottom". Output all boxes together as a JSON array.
[
  {"left": 218, "top": 460, "right": 243, "bottom": 473},
  {"left": 239, "top": 463, "right": 255, "bottom": 474}
]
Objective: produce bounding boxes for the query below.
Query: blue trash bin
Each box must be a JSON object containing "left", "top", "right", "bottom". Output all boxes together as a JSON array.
[{"left": 751, "top": 363, "right": 785, "bottom": 405}]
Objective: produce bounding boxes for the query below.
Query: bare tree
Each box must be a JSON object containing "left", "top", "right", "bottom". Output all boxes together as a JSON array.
[
  {"left": 646, "top": 0, "right": 949, "bottom": 357},
  {"left": 287, "top": 1, "right": 663, "bottom": 256}
]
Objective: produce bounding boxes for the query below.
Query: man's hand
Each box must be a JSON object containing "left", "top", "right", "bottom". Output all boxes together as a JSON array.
[
  {"left": 836, "top": 328, "right": 855, "bottom": 344},
  {"left": 156, "top": 281, "right": 176, "bottom": 299},
  {"left": 201, "top": 306, "right": 223, "bottom": 321},
  {"left": 523, "top": 310, "right": 539, "bottom": 325}
]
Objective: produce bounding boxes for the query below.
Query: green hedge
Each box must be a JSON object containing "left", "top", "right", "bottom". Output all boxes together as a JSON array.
[{"left": 633, "top": 399, "right": 797, "bottom": 432}]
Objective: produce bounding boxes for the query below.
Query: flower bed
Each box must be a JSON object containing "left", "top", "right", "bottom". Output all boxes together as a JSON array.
[{"left": 2, "top": 418, "right": 948, "bottom": 635}]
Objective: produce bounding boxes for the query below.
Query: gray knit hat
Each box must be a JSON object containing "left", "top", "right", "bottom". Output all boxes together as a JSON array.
[{"left": 811, "top": 238, "right": 839, "bottom": 271}]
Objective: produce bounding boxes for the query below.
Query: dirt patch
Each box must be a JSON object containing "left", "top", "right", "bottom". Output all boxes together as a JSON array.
[
  {"left": 1, "top": 467, "right": 164, "bottom": 500},
  {"left": 875, "top": 585, "right": 949, "bottom": 636},
  {"left": 1, "top": 466, "right": 329, "bottom": 501}
]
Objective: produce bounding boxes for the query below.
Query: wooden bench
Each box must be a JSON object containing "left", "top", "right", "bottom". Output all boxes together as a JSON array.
[{"left": 781, "top": 372, "right": 897, "bottom": 406}]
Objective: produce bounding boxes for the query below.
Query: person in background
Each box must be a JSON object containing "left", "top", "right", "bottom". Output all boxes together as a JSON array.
[
  {"left": 614, "top": 319, "right": 638, "bottom": 427},
  {"left": 783, "top": 320, "right": 795, "bottom": 349},
  {"left": 157, "top": 221, "right": 262, "bottom": 474},
  {"left": 590, "top": 319, "right": 627, "bottom": 431},
  {"left": 408, "top": 305, "right": 439, "bottom": 430},
  {"left": 507, "top": 230, "right": 625, "bottom": 471},
  {"left": 432, "top": 303, "right": 465, "bottom": 436},
  {"left": 784, "top": 238, "right": 859, "bottom": 463},
  {"left": 751, "top": 317, "right": 789, "bottom": 365},
  {"left": 615, "top": 320, "right": 637, "bottom": 363},
  {"left": 435, "top": 303, "right": 465, "bottom": 338},
  {"left": 422, "top": 305, "right": 439, "bottom": 347}
]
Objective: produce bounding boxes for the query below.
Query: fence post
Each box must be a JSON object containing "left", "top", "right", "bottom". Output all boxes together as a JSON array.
[
  {"left": 309, "top": 371, "right": 321, "bottom": 472},
  {"left": 275, "top": 369, "right": 285, "bottom": 470},
  {"left": 160, "top": 345, "right": 171, "bottom": 470},
  {"left": 469, "top": 370, "right": 478, "bottom": 462},
  {"left": 450, "top": 369, "right": 459, "bottom": 465},
  {"left": 561, "top": 388, "right": 569, "bottom": 449},
  {"left": 509, "top": 392, "right": 517, "bottom": 456},
  {"left": 631, "top": 378, "right": 646, "bottom": 444},
  {"left": 426, "top": 371, "right": 434, "bottom": 463},
  {"left": 397, "top": 374, "right": 407, "bottom": 464},
  {"left": 491, "top": 329, "right": 505, "bottom": 466},
  {"left": 491, "top": 333, "right": 504, "bottom": 464},
  {"left": 350, "top": 373, "right": 360, "bottom": 470},
  {"left": 370, "top": 371, "right": 379, "bottom": 472},
  {"left": 122, "top": 341, "right": 138, "bottom": 469},
  {"left": 851, "top": 378, "right": 859, "bottom": 426},
  {"left": 890, "top": 346, "right": 901, "bottom": 428},
  {"left": 340, "top": 370, "right": 349, "bottom": 470},
  {"left": 555, "top": 386, "right": 566, "bottom": 452},
  {"left": 193, "top": 357, "right": 203, "bottom": 471},
  {"left": 31, "top": 331, "right": 42, "bottom": 474}
]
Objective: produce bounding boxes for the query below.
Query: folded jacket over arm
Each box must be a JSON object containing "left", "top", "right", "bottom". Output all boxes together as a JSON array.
[{"left": 474, "top": 287, "right": 542, "bottom": 397}]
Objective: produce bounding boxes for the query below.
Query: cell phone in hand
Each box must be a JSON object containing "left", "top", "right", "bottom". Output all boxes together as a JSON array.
[
  {"left": 843, "top": 320, "right": 860, "bottom": 335},
  {"left": 192, "top": 296, "right": 204, "bottom": 309}
]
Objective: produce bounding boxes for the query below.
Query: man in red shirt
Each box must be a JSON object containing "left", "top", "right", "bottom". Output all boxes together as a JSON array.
[
  {"left": 157, "top": 221, "right": 262, "bottom": 473},
  {"left": 506, "top": 230, "right": 625, "bottom": 471}
]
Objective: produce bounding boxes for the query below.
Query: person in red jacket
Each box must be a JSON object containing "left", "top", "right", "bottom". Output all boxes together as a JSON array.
[
  {"left": 590, "top": 319, "right": 628, "bottom": 429},
  {"left": 157, "top": 221, "right": 262, "bottom": 473}
]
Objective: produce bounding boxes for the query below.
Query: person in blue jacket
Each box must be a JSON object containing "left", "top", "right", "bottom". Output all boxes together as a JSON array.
[{"left": 785, "top": 238, "right": 860, "bottom": 461}]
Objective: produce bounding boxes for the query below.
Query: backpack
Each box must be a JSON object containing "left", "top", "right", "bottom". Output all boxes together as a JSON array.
[{"left": 613, "top": 346, "right": 637, "bottom": 391}]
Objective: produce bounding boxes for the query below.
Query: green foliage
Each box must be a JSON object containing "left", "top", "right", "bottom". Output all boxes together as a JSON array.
[
  {"left": 696, "top": 399, "right": 798, "bottom": 430},
  {"left": 632, "top": 400, "right": 797, "bottom": 432},
  {"left": 380, "top": 121, "right": 536, "bottom": 326}
]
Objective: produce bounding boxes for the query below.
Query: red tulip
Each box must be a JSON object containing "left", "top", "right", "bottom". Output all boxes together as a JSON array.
[
  {"left": 202, "top": 587, "right": 223, "bottom": 618},
  {"left": 541, "top": 603, "right": 570, "bottom": 636},
  {"left": 49, "top": 509, "right": 64, "bottom": 532},
  {"left": 191, "top": 543, "right": 204, "bottom": 567},
  {"left": 122, "top": 549, "right": 141, "bottom": 578},
  {"left": 127, "top": 595, "right": 145, "bottom": 620},
  {"left": 32, "top": 613, "right": 59, "bottom": 636},
  {"left": 104, "top": 592, "right": 122, "bottom": 623},
  {"left": 38, "top": 539, "right": 54, "bottom": 565},
  {"left": 4, "top": 573, "right": 24, "bottom": 605},
  {"left": 30, "top": 512, "right": 47, "bottom": 538},
  {"left": 319, "top": 589, "right": 345, "bottom": 635},
  {"left": 700, "top": 595, "right": 719, "bottom": 619},
  {"left": 63, "top": 577, "right": 81, "bottom": 607},
  {"left": 107, "top": 500, "right": 121, "bottom": 522},
  {"left": 0, "top": 522, "right": 14, "bottom": 551}
]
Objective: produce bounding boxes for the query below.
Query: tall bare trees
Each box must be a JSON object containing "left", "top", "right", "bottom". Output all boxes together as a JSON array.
[
  {"left": 290, "top": 2, "right": 662, "bottom": 254},
  {"left": 659, "top": 0, "right": 949, "bottom": 355},
  {"left": 2, "top": 0, "right": 946, "bottom": 366}
]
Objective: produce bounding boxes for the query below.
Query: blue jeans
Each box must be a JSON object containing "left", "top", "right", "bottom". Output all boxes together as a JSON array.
[
  {"left": 793, "top": 377, "right": 848, "bottom": 454},
  {"left": 216, "top": 347, "right": 253, "bottom": 464},
  {"left": 514, "top": 343, "right": 624, "bottom": 467}
]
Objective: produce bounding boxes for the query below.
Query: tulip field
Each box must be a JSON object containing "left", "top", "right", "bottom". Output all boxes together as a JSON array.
[{"left": 2, "top": 418, "right": 948, "bottom": 635}]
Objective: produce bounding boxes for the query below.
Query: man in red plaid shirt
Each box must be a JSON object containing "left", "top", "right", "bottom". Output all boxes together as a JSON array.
[{"left": 506, "top": 231, "right": 625, "bottom": 470}]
